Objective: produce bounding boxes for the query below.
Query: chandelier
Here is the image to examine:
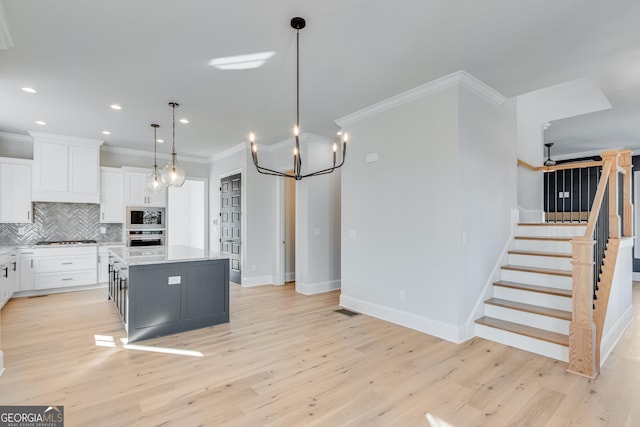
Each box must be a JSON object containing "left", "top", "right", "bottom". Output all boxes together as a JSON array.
[{"left": 249, "top": 17, "right": 348, "bottom": 181}]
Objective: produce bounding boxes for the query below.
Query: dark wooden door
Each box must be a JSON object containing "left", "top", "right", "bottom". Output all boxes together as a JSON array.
[{"left": 220, "top": 173, "right": 241, "bottom": 283}]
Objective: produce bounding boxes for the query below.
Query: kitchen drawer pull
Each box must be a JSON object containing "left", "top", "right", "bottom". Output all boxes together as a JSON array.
[
  {"left": 61, "top": 262, "right": 74, "bottom": 265},
  {"left": 62, "top": 278, "right": 73, "bottom": 281}
]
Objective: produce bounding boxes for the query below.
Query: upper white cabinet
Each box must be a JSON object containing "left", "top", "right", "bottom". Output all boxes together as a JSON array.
[
  {"left": 0, "top": 157, "right": 32, "bottom": 223},
  {"left": 124, "top": 168, "right": 166, "bottom": 207},
  {"left": 100, "top": 167, "right": 125, "bottom": 223},
  {"left": 30, "top": 132, "right": 103, "bottom": 203}
]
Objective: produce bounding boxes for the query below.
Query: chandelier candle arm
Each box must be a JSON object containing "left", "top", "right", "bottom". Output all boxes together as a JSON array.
[{"left": 248, "top": 16, "right": 348, "bottom": 181}]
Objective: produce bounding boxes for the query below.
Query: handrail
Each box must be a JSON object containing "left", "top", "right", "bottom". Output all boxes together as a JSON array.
[
  {"left": 517, "top": 159, "right": 541, "bottom": 171},
  {"left": 517, "top": 158, "right": 603, "bottom": 173},
  {"left": 583, "top": 159, "right": 613, "bottom": 237}
]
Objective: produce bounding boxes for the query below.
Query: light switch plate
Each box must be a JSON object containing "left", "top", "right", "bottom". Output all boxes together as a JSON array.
[{"left": 168, "top": 276, "right": 181, "bottom": 285}]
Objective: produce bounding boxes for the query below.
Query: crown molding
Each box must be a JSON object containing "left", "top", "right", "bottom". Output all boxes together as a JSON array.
[
  {"left": 0, "top": 131, "right": 31, "bottom": 144},
  {"left": 28, "top": 131, "right": 103, "bottom": 147},
  {"left": 210, "top": 142, "right": 246, "bottom": 163},
  {"left": 335, "top": 70, "right": 506, "bottom": 128},
  {"left": 0, "top": 1, "right": 14, "bottom": 50},
  {"left": 102, "top": 145, "right": 209, "bottom": 164}
]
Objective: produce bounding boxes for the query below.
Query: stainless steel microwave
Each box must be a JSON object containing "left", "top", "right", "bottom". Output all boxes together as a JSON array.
[{"left": 126, "top": 207, "right": 166, "bottom": 229}]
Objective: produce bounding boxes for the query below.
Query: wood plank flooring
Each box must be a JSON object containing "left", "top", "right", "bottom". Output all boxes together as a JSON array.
[{"left": 1, "top": 282, "right": 639, "bottom": 426}]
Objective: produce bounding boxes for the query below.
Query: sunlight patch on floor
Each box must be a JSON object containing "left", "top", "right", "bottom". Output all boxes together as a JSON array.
[
  {"left": 425, "top": 413, "right": 456, "bottom": 427},
  {"left": 94, "top": 334, "right": 203, "bottom": 357}
]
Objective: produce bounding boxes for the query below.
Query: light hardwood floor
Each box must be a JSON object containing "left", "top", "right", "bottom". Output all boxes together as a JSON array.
[{"left": 1, "top": 282, "right": 639, "bottom": 426}]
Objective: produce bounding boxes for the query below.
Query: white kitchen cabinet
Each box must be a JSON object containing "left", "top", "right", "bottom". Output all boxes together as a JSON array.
[
  {"left": 20, "top": 250, "right": 35, "bottom": 291},
  {"left": 0, "top": 157, "right": 32, "bottom": 223},
  {"left": 98, "top": 244, "right": 123, "bottom": 283},
  {"left": 100, "top": 168, "right": 125, "bottom": 223},
  {"left": 32, "top": 246, "right": 97, "bottom": 290},
  {"left": 124, "top": 170, "right": 166, "bottom": 207},
  {"left": 0, "top": 250, "right": 18, "bottom": 308},
  {"left": 30, "top": 132, "right": 103, "bottom": 203}
]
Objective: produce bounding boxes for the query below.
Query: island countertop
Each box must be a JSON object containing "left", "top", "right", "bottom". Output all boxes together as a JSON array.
[{"left": 109, "top": 245, "right": 226, "bottom": 266}]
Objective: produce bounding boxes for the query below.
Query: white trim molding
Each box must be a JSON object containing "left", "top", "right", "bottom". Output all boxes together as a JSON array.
[
  {"left": 0, "top": 131, "right": 31, "bottom": 144},
  {"left": 600, "top": 305, "right": 634, "bottom": 367},
  {"left": 211, "top": 142, "right": 246, "bottom": 163},
  {"left": 241, "top": 275, "right": 274, "bottom": 287},
  {"left": 335, "top": 70, "right": 506, "bottom": 127},
  {"left": 104, "top": 145, "right": 209, "bottom": 164},
  {"left": 296, "top": 279, "right": 341, "bottom": 295},
  {"left": 340, "top": 294, "right": 465, "bottom": 343},
  {"left": 0, "top": 0, "right": 13, "bottom": 50}
]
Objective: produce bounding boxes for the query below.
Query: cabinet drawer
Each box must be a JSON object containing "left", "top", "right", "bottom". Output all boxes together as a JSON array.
[
  {"left": 34, "top": 270, "right": 97, "bottom": 290},
  {"left": 36, "top": 254, "right": 96, "bottom": 273}
]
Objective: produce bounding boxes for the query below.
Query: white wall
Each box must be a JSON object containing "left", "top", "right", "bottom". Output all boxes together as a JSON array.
[
  {"left": 458, "top": 90, "right": 517, "bottom": 326},
  {"left": 516, "top": 78, "right": 612, "bottom": 219},
  {"left": 338, "top": 71, "right": 514, "bottom": 342}
]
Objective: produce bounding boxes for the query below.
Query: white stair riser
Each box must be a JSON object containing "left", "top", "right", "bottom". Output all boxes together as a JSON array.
[
  {"left": 508, "top": 254, "right": 572, "bottom": 270},
  {"left": 500, "top": 269, "right": 572, "bottom": 289},
  {"left": 516, "top": 226, "right": 586, "bottom": 238},
  {"left": 484, "top": 304, "right": 570, "bottom": 335},
  {"left": 514, "top": 239, "right": 573, "bottom": 253},
  {"left": 493, "top": 286, "right": 572, "bottom": 311},
  {"left": 475, "top": 323, "right": 569, "bottom": 362}
]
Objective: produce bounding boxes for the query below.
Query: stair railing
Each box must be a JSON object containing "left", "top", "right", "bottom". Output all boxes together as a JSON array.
[{"left": 518, "top": 149, "right": 633, "bottom": 378}]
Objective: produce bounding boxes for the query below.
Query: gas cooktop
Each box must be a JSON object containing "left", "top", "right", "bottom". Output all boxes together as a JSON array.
[{"left": 35, "top": 240, "right": 98, "bottom": 246}]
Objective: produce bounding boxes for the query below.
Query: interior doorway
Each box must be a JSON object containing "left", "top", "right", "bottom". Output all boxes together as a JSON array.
[
  {"left": 167, "top": 178, "right": 207, "bottom": 249},
  {"left": 284, "top": 174, "right": 296, "bottom": 283}
]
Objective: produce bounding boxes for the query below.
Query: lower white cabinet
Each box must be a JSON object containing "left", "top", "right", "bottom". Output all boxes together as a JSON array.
[
  {"left": 98, "top": 244, "right": 124, "bottom": 283},
  {"left": 32, "top": 246, "right": 97, "bottom": 290},
  {"left": 20, "top": 250, "right": 35, "bottom": 291},
  {"left": 0, "top": 250, "right": 18, "bottom": 308}
]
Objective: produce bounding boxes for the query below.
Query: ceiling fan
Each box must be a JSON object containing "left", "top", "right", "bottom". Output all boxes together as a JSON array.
[{"left": 544, "top": 142, "right": 556, "bottom": 166}]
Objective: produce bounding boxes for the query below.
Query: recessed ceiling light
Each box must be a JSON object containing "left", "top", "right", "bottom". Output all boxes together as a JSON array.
[
  {"left": 35, "top": 120, "right": 46, "bottom": 125},
  {"left": 208, "top": 51, "right": 275, "bottom": 70},
  {"left": 102, "top": 130, "right": 111, "bottom": 135},
  {"left": 22, "top": 87, "right": 37, "bottom": 93},
  {"left": 156, "top": 139, "right": 164, "bottom": 144},
  {"left": 110, "top": 104, "right": 122, "bottom": 110},
  {"left": 179, "top": 118, "right": 189, "bottom": 124}
]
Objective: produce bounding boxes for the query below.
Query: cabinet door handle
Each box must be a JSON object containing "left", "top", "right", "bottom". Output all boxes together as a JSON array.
[
  {"left": 11, "top": 261, "right": 17, "bottom": 271},
  {"left": 27, "top": 211, "right": 30, "bottom": 220},
  {"left": 101, "top": 212, "right": 105, "bottom": 220},
  {"left": 2, "top": 267, "right": 8, "bottom": 278},
  {"left": 61, "top": 262, "right": 73, "bottom": 265},
  {"left": 62, "top": 278, "right": 73, "bottom": 281},
  {"left": 31, "top": 259, "right": 34, "bottom": 268}
]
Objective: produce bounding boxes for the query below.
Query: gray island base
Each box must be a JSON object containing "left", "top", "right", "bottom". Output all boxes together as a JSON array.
[{"left": 108, "top": 246, "right": 229, "bottom": 343}]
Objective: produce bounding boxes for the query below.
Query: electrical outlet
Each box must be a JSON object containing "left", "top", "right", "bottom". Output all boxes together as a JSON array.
[
  {"left": 17, "top": 227, "right": 26, "bottom": 235},
  {"left": 100, "top": 226, "right": 106, "bottom": 234},
  {"left": 348, "top": 230, "right": 357, "bottom": 239},
  {"left": 399, "top": 291, "right": 406, "bottom": 302}
]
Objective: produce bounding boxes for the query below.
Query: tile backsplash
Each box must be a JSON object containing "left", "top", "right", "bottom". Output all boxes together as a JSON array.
[{"left": 0, "top": 202, "right": 123, "bottom": 245}]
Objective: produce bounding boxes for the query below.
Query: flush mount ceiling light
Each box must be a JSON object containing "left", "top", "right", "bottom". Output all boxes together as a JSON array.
[
  {"left": 161, "top": 102, "right": 186, "bottom": 187},
  {"left": 179, "top": 118, "right": 189, "bottom": 124},
  {"left": 544, "top": 142, "right": 556, "bottom": 166},
  {"left": 110, "top": 104, "right": 122, "bottom": 110},
  {"left": 249, "top": 17, "right": 348, "bottom": 181},
  {"left": 209, "top": 51, "right": 275, "bottom": 70},
  {"left": 102, "top": 130, "right": 111, "bottom": 135},
  {"left": 147, "top": 124, "right": 165, "bottom": 193},
  {"left": 35, "top": 120, "right": 46, "bottom": 125}
]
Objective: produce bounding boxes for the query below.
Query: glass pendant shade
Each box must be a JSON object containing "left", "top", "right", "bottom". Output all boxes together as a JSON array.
[
  {"left": 161, "top": 153, "right": 186, "bottom": 187},
  {"left": 146, "top": 123, "right": 166, "bottom": 192},
  {"left": 162, "top": 101, "right": 186, "bottom": 187},
  {"left": 147, "top": 167, "right": 164, "bottom": 192}
]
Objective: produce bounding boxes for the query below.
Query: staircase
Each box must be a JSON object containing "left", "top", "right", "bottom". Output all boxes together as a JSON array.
[{"left": 475, "top": 223, "right": 586, "bottom": 362}]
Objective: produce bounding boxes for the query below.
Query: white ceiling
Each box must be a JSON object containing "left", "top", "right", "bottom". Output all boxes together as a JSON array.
[{"left": 1, "top": 0, "right": 640, "bottom": 159}]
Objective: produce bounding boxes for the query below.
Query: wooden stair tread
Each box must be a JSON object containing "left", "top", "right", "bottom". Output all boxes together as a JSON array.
[
  {"left": 485, "top": 298, "right": 572, "bottom": 320},
  {"left": 501, "top": 264, "right": 572, "bottom": 277},
  {"left": 475, "top": 316, "right": 569, "bottom": 347},
  {"left": 493, "top": 281, "right": 572, "bottom": 298},
  {"left": 508, "top": 249, "right": 571, "bottom": 258},
  {"left": 514, "top": 236, "right": 573, "bottom": 241}
]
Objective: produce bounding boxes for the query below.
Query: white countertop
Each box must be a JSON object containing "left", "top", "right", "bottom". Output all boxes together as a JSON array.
[{"left": 109, "top": 245, "right": 226, "bottom": 266}]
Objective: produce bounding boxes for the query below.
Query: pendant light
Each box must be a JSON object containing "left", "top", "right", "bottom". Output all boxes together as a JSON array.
[
  {"left": 249, "top": 17, "right": 348, "bottom": 181},
  {"left": 161, "top": 101, "right": 186, "bottom": 187},
  {"left": 146, "top": 124, "right": 165, "bottom": 192}
]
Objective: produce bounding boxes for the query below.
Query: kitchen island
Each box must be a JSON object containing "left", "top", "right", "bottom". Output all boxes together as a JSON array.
[{"left": 108, "top": 246, "right": 229, "bottom": 343}]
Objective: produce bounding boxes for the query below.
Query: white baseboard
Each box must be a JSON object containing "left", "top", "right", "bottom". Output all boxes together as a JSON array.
[
  {"left": 632, "top": 272, "right": 640, "bottom": 281},
  {"left": 285, "top": 272, "right": 295, "bottom": 282},
  {"left": 600, "top": 305, "right": 635, "bottom": 367},
  {"left": 12, "top": 283, "right": 107, "bottom": 298},
  {"left": 340, "top": 294, "right": 464, "bottom": 343},
  {"left": 241, "top": 275, "right": 274, "bottom": 287},
  {"left": 297, "top": 279, "right": 341, "bottom": 295}
]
